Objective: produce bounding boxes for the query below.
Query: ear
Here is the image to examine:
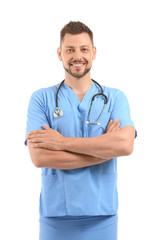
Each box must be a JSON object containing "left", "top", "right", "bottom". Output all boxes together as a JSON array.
[
  {"left": 57, "top": 47, "right": 62, "bottom": 61},
  {"left": 92, "top": 46, "right": 97, "bottom": 60}
]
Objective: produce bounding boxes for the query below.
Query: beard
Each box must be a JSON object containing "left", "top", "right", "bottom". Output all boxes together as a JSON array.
[{"left": 63, "top": 62, "right": 92, "bottom": 79}]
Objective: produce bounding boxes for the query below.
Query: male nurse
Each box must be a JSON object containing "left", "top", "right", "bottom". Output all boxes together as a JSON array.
[{"left": 25, "top": 21, "right": 136, "bottom": 240}]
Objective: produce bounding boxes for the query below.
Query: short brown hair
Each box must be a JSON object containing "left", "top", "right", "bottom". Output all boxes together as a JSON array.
[{"left": 60, "top": 21, "right": 94, "bottom": 47}]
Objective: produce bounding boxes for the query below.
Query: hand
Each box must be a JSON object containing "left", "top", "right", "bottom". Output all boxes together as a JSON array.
[
  {"left": 105, "top": 119, "right": 120, "bottom": 133},
  {"left": 26, "top": 124, "right": 66, "bottom": 150}
]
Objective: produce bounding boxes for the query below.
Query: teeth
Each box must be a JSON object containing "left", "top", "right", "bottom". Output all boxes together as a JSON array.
[
  {"left": 72, "top": 63, "right": 85, "bottom": 66},
  {"left": 73, "top": 64, "right": 83, "bottom": 66}
]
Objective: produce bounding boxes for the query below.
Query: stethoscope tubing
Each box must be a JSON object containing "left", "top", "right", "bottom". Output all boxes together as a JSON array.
[{"left": 54, "top": 79, "right": 108, "bottom": 125}]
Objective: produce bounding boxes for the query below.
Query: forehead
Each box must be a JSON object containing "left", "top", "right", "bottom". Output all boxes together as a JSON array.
[{"left": 62, "top": 33, "right": 92, "bottom": 47}]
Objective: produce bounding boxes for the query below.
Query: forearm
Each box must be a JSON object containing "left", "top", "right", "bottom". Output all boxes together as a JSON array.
[
  {"left": 63, "top": 126, "right": 135, "bottom": 159},
  {"left": 28, "top": 143, "right": 110, "bottom": 169}
]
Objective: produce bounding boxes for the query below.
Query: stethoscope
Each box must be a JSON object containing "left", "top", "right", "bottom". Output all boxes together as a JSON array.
[{"left": 53, "top": 79, "right": 108, "bottom": 126}]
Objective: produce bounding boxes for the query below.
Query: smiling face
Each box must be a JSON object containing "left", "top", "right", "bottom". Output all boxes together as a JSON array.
[{"left": 57, "top": 33, "right": 96, "bottom": 79}]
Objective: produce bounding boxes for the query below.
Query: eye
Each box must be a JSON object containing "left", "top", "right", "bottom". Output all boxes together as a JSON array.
[
  {"left": 66, "top": 49, "right": 74, "bottom": 52},
  {"left": 82, "top": 48, "right": 88, "bottom": 52}
]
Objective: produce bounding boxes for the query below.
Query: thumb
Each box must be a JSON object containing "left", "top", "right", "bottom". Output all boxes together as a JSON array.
[{"left": 43, "top": 124, "right": 51, "bottom": 130}]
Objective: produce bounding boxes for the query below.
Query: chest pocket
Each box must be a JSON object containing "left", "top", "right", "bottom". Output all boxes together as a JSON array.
[{"left": 86, "top": 111, "right": 111, "bottom": 137}]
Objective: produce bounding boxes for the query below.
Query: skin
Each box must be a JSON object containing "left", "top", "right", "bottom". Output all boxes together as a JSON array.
[
  {"left": 26, "top": 32, "right": 135, "bottom": 168},
  {"left": 57, "top": 33, "right": 97, "bottom": 99},
  {"left": 26, "top": 120, "right": 121, "bottom": 170},
  {"left": 26, "top": 33, "right": 120, "bottom": 150},
  {"left": 26, "top": 120, "right": 121, "bottom": 150}
]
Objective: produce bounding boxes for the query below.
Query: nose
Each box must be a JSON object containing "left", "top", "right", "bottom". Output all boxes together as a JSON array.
[
  {"left": 72, "top": 49, "right": 84, "bottom": 61},
  {"left": 72, "top": 57, "right": 84, "bottom": 62}
]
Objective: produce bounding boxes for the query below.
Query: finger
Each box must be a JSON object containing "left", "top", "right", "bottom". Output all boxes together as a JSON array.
[
  {"left": 107, "top": 119, "right": 113, "bottom": 127},
  {"left": 116, "top": 122, "right": 120, "bottom": 128},
  {"left": 113, "top": 119, "right": 119, "bottom": 126},
  {"left": 28, "top": 142, "right": 53, "bottom": 149},
  {"left": 111, "top": 121, "right": 120, "bottom": 132},
  {"left": 113, "top": 121, "right": 120, "bottom": 128},
  {"left": 105, "top": 119, "right": 113, "bottom": 132},
  {"left": 27, "top": 137, "right": 44, "bottom": 143},
  {"left": 111, "top": 125, "right": 120, "bottom": 132},
  {"left": 26, "top": 133, "right": 46, "bottom": 140},
  {"left": 28, "top": 142, "right": 44, "bottom": 148},
  {"left": 106, "top": 120, "right": 120, "bottom": 133},
  {"left": 28, "top": 130, "right": 45, "bottom": 135},
  {"left": 43, "top": 124, "right": 51, "bottom": 130},
  {"left": 108, "top": 119, "right": 119, "bottom": 131}
]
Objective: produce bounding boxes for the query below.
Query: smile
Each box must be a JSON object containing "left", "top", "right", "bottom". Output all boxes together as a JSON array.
[
  {"left": 70, "top": 62, "right": 86, "bottom": 67},
  {"left": 72, "top": 64, "right": 83, "bottom": 66}
]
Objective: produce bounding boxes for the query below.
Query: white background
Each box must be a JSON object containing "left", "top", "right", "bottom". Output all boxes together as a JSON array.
[{"left": 0, "top": 0, "right": 156, "bottom": 239}]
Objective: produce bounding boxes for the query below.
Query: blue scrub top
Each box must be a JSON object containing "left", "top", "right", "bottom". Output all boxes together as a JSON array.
[{"left": 24, "top": 80, "right": 136, "bottom": 217}]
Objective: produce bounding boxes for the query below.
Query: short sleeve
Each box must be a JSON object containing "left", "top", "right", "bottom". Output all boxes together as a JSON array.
[
  {"left": 111, "top": 90, "right": 137, "bottom": 138},
  {"left": 24, "top": 90, "right": 50, "bottom": 146}
]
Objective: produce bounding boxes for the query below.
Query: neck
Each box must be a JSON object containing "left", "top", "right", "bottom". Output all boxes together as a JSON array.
[{"left": 64, "top": 73, "right": 92, "bottom": 94}]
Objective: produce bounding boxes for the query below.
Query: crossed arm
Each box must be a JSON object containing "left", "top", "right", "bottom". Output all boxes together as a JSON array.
[{"left": 26, "top": 119, "right": 135, "bottom": 170}]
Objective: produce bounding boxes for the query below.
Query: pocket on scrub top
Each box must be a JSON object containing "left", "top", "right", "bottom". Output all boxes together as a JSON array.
[
  {"left": 40, "top": 174, "right": 66, "bottom": 216},
  {"left": 87, "top": 112, "right": 111, "bottom": 137}
]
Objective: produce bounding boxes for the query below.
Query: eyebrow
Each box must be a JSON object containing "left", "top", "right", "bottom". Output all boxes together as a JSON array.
[{"left": 65, "top": 45, "right": 90, "bottom": 48}]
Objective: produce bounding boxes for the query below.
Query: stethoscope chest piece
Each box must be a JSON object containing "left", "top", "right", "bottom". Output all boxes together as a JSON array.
[
  {"left": 53, "top": 79, "right": 108, "bottom": 124},
  {"left": 53, "top": 107, "right": 63, "bottom": 118}
]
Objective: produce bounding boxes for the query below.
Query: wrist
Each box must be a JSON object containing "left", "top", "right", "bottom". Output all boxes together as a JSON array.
[
  {"left": 62, "top": 136, "right": 70, "bottom": 151},
  {"left": 62, "top": 136, "right": 86, "bottom": 155}
]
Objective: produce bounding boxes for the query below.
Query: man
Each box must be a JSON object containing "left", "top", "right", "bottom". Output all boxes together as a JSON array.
[{"left": 25, "top": 21, "right": 136, "bottom": 240}]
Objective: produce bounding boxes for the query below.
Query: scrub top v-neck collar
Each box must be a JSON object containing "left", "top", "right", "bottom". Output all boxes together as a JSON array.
[{"left": 62, "top": 81, "right": 98, "bottom": 111}]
